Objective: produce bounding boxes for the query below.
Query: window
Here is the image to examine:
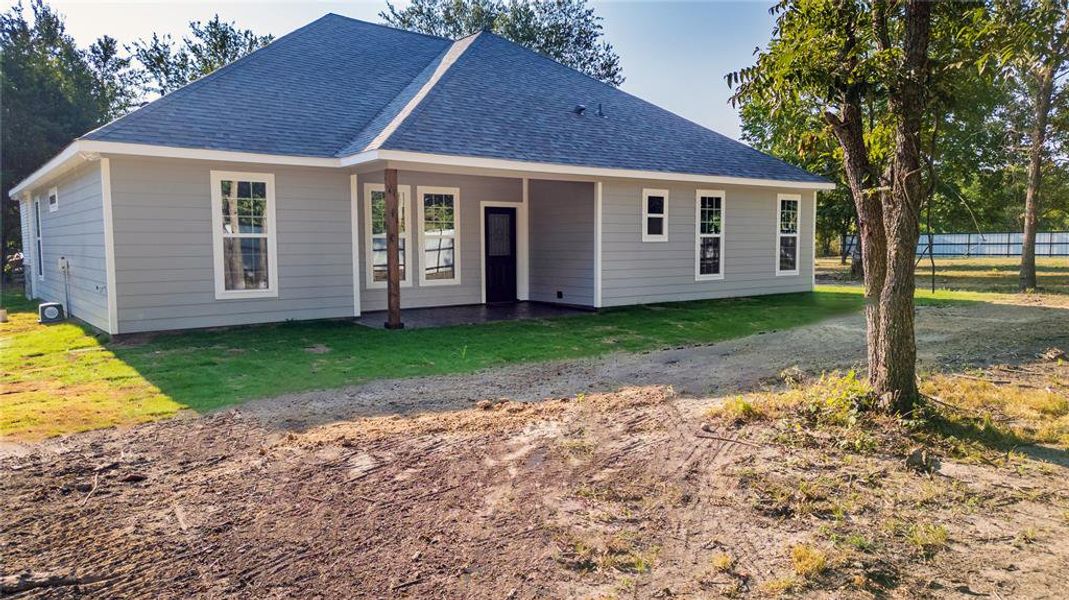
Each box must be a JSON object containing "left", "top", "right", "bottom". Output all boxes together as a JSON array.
[
  {"left": 776, "top": 194, "right": 800, "bottom": 275},
  {"left": 418, "top": 186, "right": 460, "bottom": 285},
  {"left": 47, "top": 187, "right": 58, "bottom": 212},
  {"left": 364, "top": 183, "right": 412, "bottom": 288},
  {"left": 695, "top": 190, "right": 725, "bottom": 280},
  {"left": 210, "top": 171, "right": 278, "bottom": 299},
  {"left": 642, "top": 188, "right": 669, "bottom": 242},
  {"left": 33, "top": 198, "right": 43, "bottom": 279}
]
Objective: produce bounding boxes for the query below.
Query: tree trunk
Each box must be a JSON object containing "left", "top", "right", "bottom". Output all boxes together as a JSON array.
[
  {"left": 872, "top": 0, "right": 931, "bottom": 413},
  {"left": 1020, "top": 63, "right": 1055, "bottom": 291},
  {"left": 827, "top": 100, "right": 887, "bottom": 388}
]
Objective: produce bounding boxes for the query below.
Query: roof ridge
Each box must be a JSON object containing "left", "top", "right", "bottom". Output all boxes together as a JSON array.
[
  {"left": 347, "top": 32, "right": 482, "bottom": 154},
  {"left": 83, "top": 14, "right": 334, "bottom": 142},
  {"left": 322, "top": 13, "right": 453, "bottom": 43}
]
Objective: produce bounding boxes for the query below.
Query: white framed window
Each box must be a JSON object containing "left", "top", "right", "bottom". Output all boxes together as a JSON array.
[
  {"left": 417, "top": 186, "right": 461, "bottom": 286},
  {"left": 695, "top": 189, "right": 725, "bottom": 280},
  {"left": 210, "top": 171, "right": 278, "bottom": 299},
  {"left": 364, "top": 183, "right": 412, "bottom": 289},
  {"left": 776, "top": 194, "right": 800, "bottom": 276},
  {"left": 47, "top": 187, "right": 59, "bottom": 212},
  {"left": 642, "top": 188, "right": 669, "bottom": 242},
  {"left": 33, "top": 197, "right": 44, "bottom": 279}
]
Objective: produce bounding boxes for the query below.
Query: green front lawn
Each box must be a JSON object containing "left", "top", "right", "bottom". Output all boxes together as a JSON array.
[{"left": 1, "top": 289, "right": 863, "bottom": 440}]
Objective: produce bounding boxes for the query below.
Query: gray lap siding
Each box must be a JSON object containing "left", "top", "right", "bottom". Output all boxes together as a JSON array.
[
  {"left": 24, "top": 162, "right": 109, "bottom": 331},
  {"left": 599, "top": 180, "right": 814, "bottom": 307},
  {"left": 528, "top": 180, "right": 595, "bottom": 306},
  {"left": 356, "top": 170, "right": 522, "bottom": 312},
  {"left": 110, "top": 157, "right": 353, "bottom": 333}
]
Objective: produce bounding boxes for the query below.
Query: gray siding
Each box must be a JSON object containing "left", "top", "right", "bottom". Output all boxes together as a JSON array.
[
  {"left": 600, "top": 180, "right": 815, "bottom": 306},
  {"left": 19, "top": 197, "right": 33, "bottom": 299},
  {"left": 26, "top": 163, "right": 109, "bottom": 330},
  {"left": 529, "top": 180, "right": 595, "bottom": 306},
  {"left": 357, "top": 171, "right": 522, "bottom": 311},
  {"left": 111, "top": 157, "right": 353, "bottom": 333}
]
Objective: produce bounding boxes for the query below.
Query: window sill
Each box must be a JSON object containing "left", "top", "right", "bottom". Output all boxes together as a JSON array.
[
  {"left": 366, "top": 280, "right": 414, "bottom": 290},
  {"left": 419, "top": 278, "right": 461, "bottom": 287},
  {"left": 641, "top": 237, "right": 668, "bottom": 243},
  {"left": 695, "top": 274, "right": 724, "bottom": 282},
  {"left": 775, "top": 270, "right": 800, "bottom": 277},
  {"left": 215, "top": 288, "right": 278, "bottom": 300}
]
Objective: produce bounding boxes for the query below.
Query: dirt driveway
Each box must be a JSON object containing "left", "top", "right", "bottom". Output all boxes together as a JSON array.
[{"left": 2, "top": 296, "right": 1068, "bottom": 598}]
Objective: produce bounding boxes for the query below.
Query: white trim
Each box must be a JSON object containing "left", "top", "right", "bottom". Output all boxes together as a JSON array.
[
  {"left": 415, "top": 186, "right": 462, "bottom": 287},
  {"left": 100, "top": 158, "right": 119, "bottom": 334},
  {"left": 9, "top": 141, "right": 835, "bottom": 200},
  {"left": 210, "top": 170, "right": 279, "bottom": 299},
  {"left": 594, "top": 181, "right": 603, "bottom": 308},
  {"left": 350, "top": 173, "right": 361, "bottom": 316},
  {"left": 694, "top": 189, "right": 726, "bottom": 281},
  {"left": 641, "top": 188, "right": 669, "bottom": 242},
  {"left": 479, "top": 200, "right": 524, "bottom": 304},
  {"left": 360, "top": 150, "right": 837, "bottom": 189},
  {"left": 775, "top": 193, "right": 801, "bottom": 276},
  {"left": 363, "top": 182, "right": 413, "bottom": 289},
  {"left": 518, "top": 178, "right": 530, "bottom": 301},
  {"left": 365, "top": 35, "right": 479, "bottom": 151},
  {"left": 811, "top": 191, "right": 818, "bottom": 288},
  {"left": 47, "top": 186, "right": 59, "bottom": 212},
  {"left": 32, "top": 196, "right": 44, "bottom": 281}
]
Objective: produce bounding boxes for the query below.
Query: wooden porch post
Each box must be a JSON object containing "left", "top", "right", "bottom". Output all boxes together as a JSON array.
[{"left": 384, "top": 168, "right": 403, "bottom": 329}]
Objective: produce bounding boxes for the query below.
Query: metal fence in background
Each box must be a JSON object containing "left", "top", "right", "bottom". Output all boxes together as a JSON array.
[{"left": 846, "top": 232, "right": 1069, "bottom": 257}]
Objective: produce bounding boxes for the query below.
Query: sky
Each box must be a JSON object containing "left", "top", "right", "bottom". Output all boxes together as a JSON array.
[{"left": 37, "top": 0, "right": 777, "bottom": 141}]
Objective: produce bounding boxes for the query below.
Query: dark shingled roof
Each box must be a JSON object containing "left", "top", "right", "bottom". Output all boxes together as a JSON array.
[{"left": 83, "top": 14, "right": 826, "bottom": 184}]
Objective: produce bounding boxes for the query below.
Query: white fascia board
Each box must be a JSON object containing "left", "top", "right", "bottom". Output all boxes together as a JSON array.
[
  {"left": 352, "top": 149, "right": 837, "bottom": 190},
  {"left": 11, "top": 141, "right": 834, "bottom": 199}
]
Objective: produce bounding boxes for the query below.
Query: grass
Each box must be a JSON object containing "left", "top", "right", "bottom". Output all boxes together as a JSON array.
[
  {"left": 1, "top": 288, "right": 862, "bottom": 440},
  {"left": 816, "top": 256, "right": 1069, "bottom": 294}
]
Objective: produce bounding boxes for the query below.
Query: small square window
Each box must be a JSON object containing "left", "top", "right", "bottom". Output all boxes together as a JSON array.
[{"left": 642, "top": 189, "right": 669, "bottom": 242}]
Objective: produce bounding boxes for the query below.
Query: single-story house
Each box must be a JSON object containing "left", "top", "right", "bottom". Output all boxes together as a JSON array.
[{"left": 11, "top": 14, "right": 832, "bottom": 335}]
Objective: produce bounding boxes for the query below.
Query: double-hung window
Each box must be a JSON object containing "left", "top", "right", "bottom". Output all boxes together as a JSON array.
[
  {"left": 642, "top": 189, "right": 669, "bottom": 242},
  {"left": 210, "top": 171, "right": 278, "bottom": 298},
  {"left": 365, "top": 183, "right": 411, "bottom": 288},
  {"left": 417, "top": 186, "right": 460, "bottom": 285},
  {"left": 33, "top": 197, "right": 43, "bottom": 279},
  {"left": 776, "top": 194, "right": 800, "bottom": 275},
  {"left": 695, "top": 190, "right": 725, "bottom": 280}
]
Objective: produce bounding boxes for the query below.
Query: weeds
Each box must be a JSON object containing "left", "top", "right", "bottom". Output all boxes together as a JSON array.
[
  {"left": 905, "top": 522, "right": 948, "bottom": 556},
  {"left": 790, "top": 544, "right": 828, "bottom": 578}
]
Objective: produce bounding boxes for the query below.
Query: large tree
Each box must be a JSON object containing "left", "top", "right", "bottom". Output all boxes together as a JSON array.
[
  {"left": 131, "top": 15, "right": 273, "bottom": 95},
  {"left": 381, "top": 0, "right": 623, "bottom": 85},
  {"left": 998, "top": 0, "right": 1069, "bottom": 290},
  {"left": 1, "top": 1, "right": 105, "bottom": 275},
  {"left": 728, "top": 0, "right": 987, "bottom": 412}
]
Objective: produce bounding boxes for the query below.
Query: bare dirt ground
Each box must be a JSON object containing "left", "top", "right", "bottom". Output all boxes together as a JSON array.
[{"left": 2, "top": 296, "right": 1068, "bottom": 598}]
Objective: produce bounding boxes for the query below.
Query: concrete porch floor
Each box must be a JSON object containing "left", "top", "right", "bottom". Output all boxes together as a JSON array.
[{"left": 355, "top": 302, "right": 590, "bottom": 329}]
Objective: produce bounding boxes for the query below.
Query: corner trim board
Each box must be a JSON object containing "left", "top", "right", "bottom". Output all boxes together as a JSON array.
[{"left": 100, "top": 158, "right": 119, "bottom": 334}]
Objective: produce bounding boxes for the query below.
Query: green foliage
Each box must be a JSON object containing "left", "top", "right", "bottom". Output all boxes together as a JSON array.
[
  {"left": 1, "top": 0, "right": 108, "bottom": 269},
  {"left": 381, "top": 0, "right": 623, "bottom": 85},
  {"left": 131, "top": 15, "right": 273, "bottom": 95}
]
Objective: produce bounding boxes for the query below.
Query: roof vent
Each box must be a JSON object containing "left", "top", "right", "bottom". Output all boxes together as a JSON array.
[
  {"left": 596, "top": 103, "right": 606, "bottom": 118},
  {"left": 573, "top": 104, "right": 587, "bottom": 115}
]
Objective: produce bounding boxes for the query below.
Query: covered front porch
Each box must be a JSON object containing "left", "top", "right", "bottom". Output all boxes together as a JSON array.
[
  {"left": 354, "top": 301, "right": 589, "bottom": 329},
  {"left": 353, "top": 165, "right": 597, "bottom": 329}
]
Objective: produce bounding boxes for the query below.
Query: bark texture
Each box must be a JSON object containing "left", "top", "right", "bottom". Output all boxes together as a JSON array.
[{"left": 1020, "top": 63, "right": 1054, "bottom": 291}]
